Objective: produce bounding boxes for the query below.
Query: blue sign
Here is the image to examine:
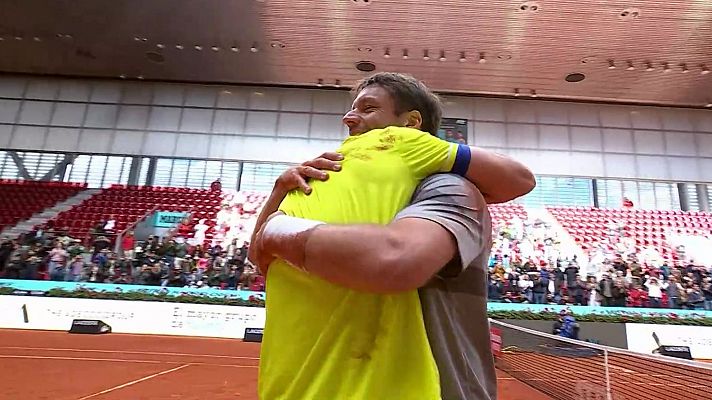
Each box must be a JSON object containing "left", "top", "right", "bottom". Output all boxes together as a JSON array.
[{"left": 153, "top": 211, "right": 189, "bottom": 228}]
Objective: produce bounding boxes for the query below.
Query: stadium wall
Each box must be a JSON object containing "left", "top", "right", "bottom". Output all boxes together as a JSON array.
[
  {"left": 0, "top": 295, "right": 265, "bottom": 339},
  {"left": 1, "top": 75, "right": 711, "bottom": 182}
]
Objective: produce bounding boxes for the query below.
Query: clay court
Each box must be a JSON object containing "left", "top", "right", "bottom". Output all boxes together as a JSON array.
[{"left": 0, "top": 329, "right": 551, "bottom": 400}]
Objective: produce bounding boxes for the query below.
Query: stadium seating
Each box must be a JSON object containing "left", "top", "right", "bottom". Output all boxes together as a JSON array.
[
  {"left": 0, "top": 179, "right": 86, "bottom": 231},
  {"left": 547, "top": 206, "right": 712, "bottom": 262},
  {"left": 47, "top": 185, "right": 222, "bottom": 243}
]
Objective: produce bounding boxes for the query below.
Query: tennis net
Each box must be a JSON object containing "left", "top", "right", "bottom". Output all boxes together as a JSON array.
[{"left": 490, "top": 319, "right": 712, "bottom": 400}]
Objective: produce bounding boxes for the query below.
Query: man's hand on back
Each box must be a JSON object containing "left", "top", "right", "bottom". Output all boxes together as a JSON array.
[
  {"left": 248, "top": 152, "right": 343, "bottom": 274},
  {"left": 274, "top": 152, "right": 343, "bottom": 195}
]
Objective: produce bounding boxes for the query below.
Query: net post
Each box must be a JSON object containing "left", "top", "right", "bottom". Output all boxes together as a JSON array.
[{"left": 604, "top": 349, "right": 612, "bottom": 400}]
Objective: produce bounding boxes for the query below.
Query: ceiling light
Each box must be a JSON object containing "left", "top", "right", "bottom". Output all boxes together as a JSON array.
[
  {"left": 402, "top": 49, "right": 409, "bottom": 60},
  {"left": 250, "top": 43, "right": 259, "bottom": 53},
  {"left": 459, "top": 52, "right": 466, "bottom": 62},
  {"left": 119, "top": 74, "right": 127, "bottom": 79},
  {"left": 156, "top": 43, "right": 165, "bottom": 49},
  {"left": 0, "top": 37, "right": 4, "bottom": 41},
  {"left": 33, "top": 37, "right": 41, "bottom": 42},
  {"left": 662, "top": 62, "right": 670, "bottom": 73},
  {"left": 194, "top": 45, "right": 203, "bottom": 51},
  {"left": 423, "top": 50, "right": 430, "bottom": 61},
  {"left": 334, "top": 79, "right": 341, "bottom": 88},
  {"left": 680, "top": 63, "right": 689, "bottom": 73},
  {"left": 702, "top": 65, "right": 710, "bottom": 75},
  {"left": 14, "top": 36, "right": 23, "bottom": 41},
  {"left": 357, "top": 46, "right": 372, "bottom": 52},
  {"left": 316, "top": 79, "right": 324, "bottom": 87},
  {"left": 134, "top": 36, "right": 142, "bottom": 41},
  {"left": 271, "top": 40, "right": 286, "bottom": 49},
  {"left": 607, "top": 60, "right": 616, "bottom": 69},
  {"left": 626, "top": 61, "right": 635, "bottom": 71},
  {"left": 565, "top": 73, "right": 586, "bottom": 82},
  {"left": 438, "top": 50, "right": 446, "bottom": 62},
  {"left": 63, "top": 34, "right": 73, "bottom": 40},
  {"left": 355, "top": 61, "right": 376, "bottom": 72},
  {"left": 231, "top": 46, "right": 239, "bottom": 52},
  {"left": 514, "top": 88, "right": 520, "bottom": 97},
  {"left": 706, "top": 103, "right": 712, "bottom": 108},
  {"left": 175, "top": 44, "right": 184, "bottom": 50},
  {"left": 383, "top": 48, "right": 391, "bottom": 58},
  {"left": 530, "top": 89, "right": 538, "bottom": 98},
  {"left": 137, "top": 75, "right": 144, "bottom": 80},
  {"left": 479, "top": 52, "right": 486, "bottom": 64},
  {"left": 645, "top": 62, "right": 654, "bottom": 71},
  {"left": 211, "top": 46, "right": 220, "bottom": 51}
]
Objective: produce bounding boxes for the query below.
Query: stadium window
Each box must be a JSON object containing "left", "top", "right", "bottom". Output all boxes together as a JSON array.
[
  {"left": 707, "top": 184, "right": 712, "bottom": 210},
  {"left": 621, "top": 181, "right": 640, "bottom": 208},
  {"left": 220, "top": 161, "right": 242, "bottom": 191},
  {"left": 84, "top": 155, "right": 107, "bottom": 188},
  {"left": 138, "top": 157, "right": 151, "bottom": 186},
  {"left": 240, "top": 162, "right": 290, "bottom": 192},
  {"left": 518, "top": 176, "right": 593, "bottom": 207},
  {"left": 654, "top": 182, "right": 679, "bottom": 210},
  {"left": 637, "top": 181, "right": 656, "bottom": 209},
  {"left": 0, "top": 151, "right": 20, "bottom": 179},
  {"left": 101, "top": 156, "right": 131, "bottom": 187},
  {"left": 185, "top": 160, "right": 208, "bottom": 188},
  {"left": 169, "top": 159, "right": 190, "bottom": 187},
  {"left": 153, "top": 159, "right": 174, "bottom": 187},
  {"left": 65, "top": 155, "right": 91, "bottom": 185},
  {"left": 203, "top": 161, "right": 223, "bottom": 189}
]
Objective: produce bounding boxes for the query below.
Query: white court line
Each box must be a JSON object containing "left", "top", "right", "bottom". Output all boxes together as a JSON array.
[
  {"left": 0, "top": 346, "right": 260, "bottom": 361},
  {"left": 0, "top": 354, "right": 259, "bottom": 368},
  {"left": 0, "top": 355, "right": 164, "bottom": 364},
  {"left": 76, "top": 363, "right": 191, "bottom": 400}
]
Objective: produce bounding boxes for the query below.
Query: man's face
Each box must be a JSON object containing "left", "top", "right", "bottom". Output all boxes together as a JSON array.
[{"left": 342, "top": 85, "right": 406, "bottom": 136}]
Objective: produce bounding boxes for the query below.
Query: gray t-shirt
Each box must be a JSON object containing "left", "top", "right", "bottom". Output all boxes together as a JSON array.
[{"left": 396, "top": 174, "right": 496, "bottom": 400}]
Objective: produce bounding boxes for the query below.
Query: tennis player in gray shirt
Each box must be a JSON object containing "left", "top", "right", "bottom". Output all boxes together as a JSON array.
[{"left": 251, "top": 172, "right": 497, "bottom": 400}]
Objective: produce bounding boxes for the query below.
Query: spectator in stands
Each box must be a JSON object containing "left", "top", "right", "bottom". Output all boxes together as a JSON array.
[
  {"left": 210, "top": 178, "right": 222, "bottom": 192},
  {"left": 103, "top": 215, "right": 117, "bottom": 233},
  {"left": 569, "top": 276, "right": 587, "bottom": 306},
  {"left": 612, "top": 272, "right": 628, "bottom": 307},
  {"left": 488, "top": 276, "right": 504, "bottom": 301},
  {"left": 531, "top": 274, "right": 547, "bottom": 304},
  {"left": 665, "top": 276, "right": 683, "bottom": 309},
  {"left": 626, "top": 283, "right": 648, "bottom": 307},
  {"left": 686, "top": 284, "right": 704, "bottom": 310},
  {"left": 586, "top": 276, "right": 600, "bottom": 306},
  {"left": 644, "top": 276, "right": 664, "bottom": 308},
  {"left": 622, "top": 197, "right": 634, "bottom": 208},
  {"left": 122, "top": 231, "right": 135, "bottom": 259},
  {"left": 65, "top": 255, "right": 84, "bottom": 282},
  {"left": 702, "top": 279, "right": 712, "bottom": 311},
  {"left": 518, "top": 274, "right": 534, "bottom": 303},
  {"left": 48, "top": 242, "right": 68, "bottom": 280},
  {"left": 598, "top": 273, "right": 615, "bottom": 307}
]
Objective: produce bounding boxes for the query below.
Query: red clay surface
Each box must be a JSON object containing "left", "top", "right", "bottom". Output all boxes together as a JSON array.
[{"left": 0, "top": 329, "right": 551, "bottom": 400}]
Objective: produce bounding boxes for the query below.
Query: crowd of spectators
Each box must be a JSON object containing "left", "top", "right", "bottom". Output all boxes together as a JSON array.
[
  {"left": 487, "top": 216, "right": 712, "bottom": 310},
  {"left": 0, "top": 226, "right": 264, "bottom": 291}
]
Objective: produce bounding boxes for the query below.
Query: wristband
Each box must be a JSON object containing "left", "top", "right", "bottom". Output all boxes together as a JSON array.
[{"left": 262, "top": 215, "right": 325, "bottom": 270}]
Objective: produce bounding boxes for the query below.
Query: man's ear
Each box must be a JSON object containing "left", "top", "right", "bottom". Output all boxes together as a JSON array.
[{"left": 402, "top": 110, "right": 423, "bottom": 130}]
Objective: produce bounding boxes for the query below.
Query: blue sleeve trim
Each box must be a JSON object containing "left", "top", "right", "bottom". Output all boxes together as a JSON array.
[{"left": 451, "top": 144, "right": 471, "bottom": 176}]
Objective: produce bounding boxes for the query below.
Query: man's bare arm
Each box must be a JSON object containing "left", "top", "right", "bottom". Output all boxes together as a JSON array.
[
  {"left": 467, "top": 147, "right": 535, "bottom": 204},
  {"left": 260, "top": 217, "right": 457, "bottom": 293}
]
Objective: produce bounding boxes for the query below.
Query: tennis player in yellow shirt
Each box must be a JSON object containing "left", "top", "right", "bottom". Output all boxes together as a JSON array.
[{"left": 251, "top": 72, "right": 534, "bottom": 399}]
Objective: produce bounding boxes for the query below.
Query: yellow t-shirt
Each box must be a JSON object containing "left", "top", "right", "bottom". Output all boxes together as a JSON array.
[{"left": 259, "top": 126, "right": 460, "bottom": 400}]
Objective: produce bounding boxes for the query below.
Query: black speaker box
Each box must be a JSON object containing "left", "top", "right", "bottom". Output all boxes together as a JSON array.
[
  {"left": 655, "top": 345, "right": 693, "bottom": 360},
  {"left": 68, "top": 319, "right": 112, "bottom": 334},
  {"left": 243, "top": 328, "right": 264, "bottom": 342}
]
